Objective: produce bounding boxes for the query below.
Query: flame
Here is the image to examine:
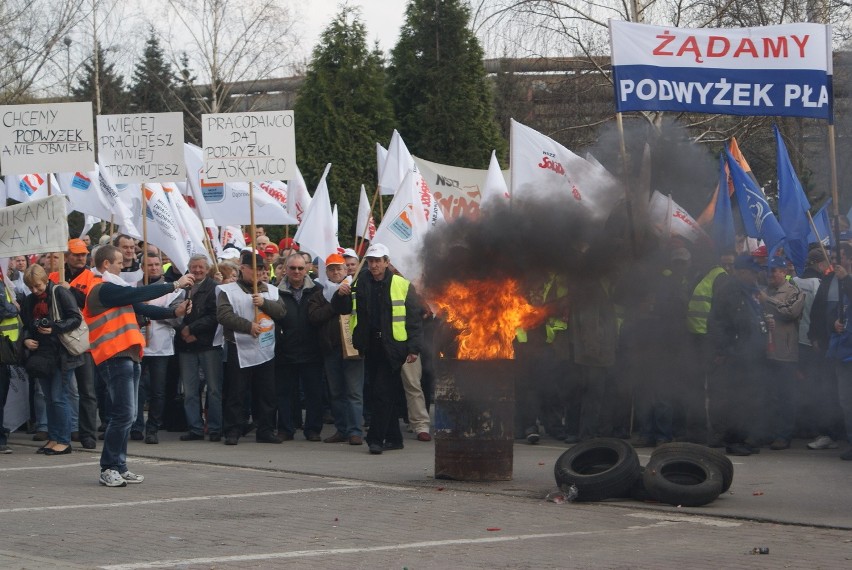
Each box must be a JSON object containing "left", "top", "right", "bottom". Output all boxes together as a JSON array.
[{"left": 433, "top": 278, "right": 550, "bottom": 360}]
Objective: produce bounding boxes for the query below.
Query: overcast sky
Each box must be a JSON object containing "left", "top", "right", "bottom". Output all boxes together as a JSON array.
[{"left": 299, "top": 1, "right": 409, "bottom": 57}]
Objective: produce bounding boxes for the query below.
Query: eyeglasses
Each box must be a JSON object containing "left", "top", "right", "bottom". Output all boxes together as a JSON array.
[{"left": 288, "top": 266, "right": 306, "bottom": 271}]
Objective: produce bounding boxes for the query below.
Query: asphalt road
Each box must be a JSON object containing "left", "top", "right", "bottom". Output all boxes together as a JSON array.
[{"left": 1, "top": 428, "right": 850, "bottom": 569}]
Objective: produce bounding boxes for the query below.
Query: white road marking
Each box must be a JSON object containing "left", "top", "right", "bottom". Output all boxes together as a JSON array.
[
  {"left": 100, "top": 526, "right": 665, "bottom": 569},
  {"left": 0, "top": 461, "right": 99, "bottom": 472},
  {"left": 0, "top": 484, "right": 407, "bottom": 514},
  {"left": 626, "top": 512, "right": 742, "bottom": 527}
]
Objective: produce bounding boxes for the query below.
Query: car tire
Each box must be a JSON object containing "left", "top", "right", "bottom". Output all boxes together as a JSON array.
[
  {"left": 554, "top": 438, "right": 641, "bottom": 502},
  {"left": 651, "top": 442, "right": 734, "bottom": 493},
  {"left": 642, "top": 454, "right": 723, "bottom": 507}
]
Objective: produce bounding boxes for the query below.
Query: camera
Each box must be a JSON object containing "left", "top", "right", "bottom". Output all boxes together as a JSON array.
[{"left": 36, "top": 318, "right": 51, "bottom": 328}]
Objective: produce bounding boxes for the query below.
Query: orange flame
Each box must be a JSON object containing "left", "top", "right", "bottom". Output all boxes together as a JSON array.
[{"left": 433, "top": 279, "right": 550, "bottom": 360}]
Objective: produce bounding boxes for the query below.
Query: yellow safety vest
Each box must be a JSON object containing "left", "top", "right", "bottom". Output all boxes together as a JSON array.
[
  {"left": 686, "top": 266, "right": 727, "bottom": 334},
  {"left": 0, "top": 287, "right": 20, "bottom": 342},
  {"left": 351, "top": 274, "right": 410, "bottom": 342}
]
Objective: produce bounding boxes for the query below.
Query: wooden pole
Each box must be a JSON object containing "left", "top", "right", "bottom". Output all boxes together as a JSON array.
[
  {"left": 616, "top": 112, "right": 639, "bottom": 256},
  {"left": 355, "top": 184, "right": 382, "bottom": 254},
  {"left": 46, "top": 176, "right": 66, "bottom": 284},
  {"left": 807, "top": 211, "right": 831, "bottom": 266},
  {"left": 249, "top": 181, "right": 258, "bottom": 310},
  {"left": 828, "top": 124, "right": 842, "bottom": 266},
  {"left": 141, "top": 184, "right": 149, "bottom": 286}
]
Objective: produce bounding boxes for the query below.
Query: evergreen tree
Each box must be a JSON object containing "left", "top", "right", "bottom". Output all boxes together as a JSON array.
[
  {"left": 294, "top": 7, "right": 395, "bottom": 244},
  {"left": 129, "top": 31, "right": 178, "bottom": 113},
  {"left": 387, "top": 0, "right": 505, "bottom": 168},
  {"left": 176, "top": 52, "right": 202, "bottom": 144},
  {"left": 72, "top": 44, "right": 129, "bottom": 115}
]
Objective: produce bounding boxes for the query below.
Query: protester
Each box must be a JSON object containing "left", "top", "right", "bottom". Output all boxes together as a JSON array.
[
  {"left": 343, "top": 243, "right": 423, "bottom": 455},
  {"left": 0, "top": 269, "right": 20, "bottom": 454},
  {"left": 84, "top": 245, "right": 193, "bottom": 487},
  {"left": 216, "top": 251, "right": 286, "bottom": 445}
]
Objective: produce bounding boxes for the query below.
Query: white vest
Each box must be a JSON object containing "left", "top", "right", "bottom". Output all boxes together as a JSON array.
[
  {"left": 139, "top": 286, "right": 183, "bottom": 357},
  {"left": 219, "top": 282, "right": 278, "bottom": 368}
]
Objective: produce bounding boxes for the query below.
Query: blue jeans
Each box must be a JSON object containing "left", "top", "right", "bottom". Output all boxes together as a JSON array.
[
  {"left": 67, "top": 373, "right": 79, "bottom": 432},
  {"left": 98, "top": 357, "right": 140, "bottom": 473},
  {"left": 180, "top": 348, "right": 223, "bottom": 436},
  {"left": 323, "top": 353, "right": 364, "bottom": 437},
  {"left": 38, "top": 367, "right": 73, "bottom": 445},
  {"left": 33, "top": 381, "right": 48, "bottom": 432}
]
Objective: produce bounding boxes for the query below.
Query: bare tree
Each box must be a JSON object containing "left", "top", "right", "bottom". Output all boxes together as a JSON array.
[
  {"left": 0, "top": 0, "right": 87, "bottom": 103},
  {"left": 156, "top": 0, "right": 300, "bottom": 122}
]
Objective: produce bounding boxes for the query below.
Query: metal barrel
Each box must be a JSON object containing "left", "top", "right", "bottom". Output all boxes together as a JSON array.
[{"left": 434, "top": 359, "right": 515, "bottom": 481}]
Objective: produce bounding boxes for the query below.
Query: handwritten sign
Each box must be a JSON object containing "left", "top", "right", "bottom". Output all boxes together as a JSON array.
[
  {"left": 201, "top": 111, "right": 295, "bottom": 182},
  {"left": 97, "top": 112, "right": 185, "bottom": 182},
  {"left": 0, "top": 102, "right": 95, "bottom": 175},
  {"left": 0, "top": 195, "right": 70, "bottom": 257}
]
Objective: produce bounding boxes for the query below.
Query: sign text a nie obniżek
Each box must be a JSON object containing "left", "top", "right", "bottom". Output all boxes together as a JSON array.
[
  {"left": 201, "top": 111, "right": 296, "bottom": 183},
  {"left": 609, "top": 21, "right": 833, "bottom": 120}
]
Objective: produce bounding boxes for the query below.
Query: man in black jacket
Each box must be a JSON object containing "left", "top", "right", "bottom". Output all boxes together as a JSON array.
[
  {"left": 276, "top": 253, "right": 324, "bottom": 441},
  {"left": 344, "top": 243, "right": 423, "bottom": 455},
  {"left": 176, "top": 254, "right": 223, "bottom": 442}
]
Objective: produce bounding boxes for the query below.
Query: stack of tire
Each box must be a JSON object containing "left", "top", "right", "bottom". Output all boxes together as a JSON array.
[{"left": 554, "top": 439, "right": 733, "bottom": 507}]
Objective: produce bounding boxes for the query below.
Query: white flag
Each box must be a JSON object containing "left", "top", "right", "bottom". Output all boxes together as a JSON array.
[
  {"left": 80, "top": 215, "right": 99, "bottom": 239},
  {"left": 142, "top": 183, "right": 191, "bottom": 272},
  {"left": 510, "top": 119, "right": 622, "bottom": 220},
  {"left": 373, "top": 170, "right": 432, "bottom": 284},
  {"left": 259, "top": 180, "right": 288, "bottom": 210},
  {"left": 413, "top": 166, "right": 445, "bottom": 228},
  {"left": 480, "top": 150, "right": 510, "bottom": 208},
  {"left": 57, "top": 165, "right": 141, "bottom": 238},
  {"left": 293, "top": 163, "right": 340, "bottom": 259},
  {"left": 5, "top": 173, "right": 58, "bottom": 202},
  {"left": 286, "top": 164, "right": 311, "bottom": 224},
  {"left": 376, "top": 143, "right": 388, "bottom": 181},
  {"left": 378, "top": 130, "right": 415, "bottom": 196},
  {"left": 356, "top": 184, "right": 376, "bottom": 241},
  {"left": 648, "top": 190, "right": 708, "bottom": 243},
  {"left": 162, "top": 183, "right": 211, "bottom": 264},
  {"left": 184, "top": 143, "right": 297, "bottom": 226},
  {"left": 220, "top": 226, "right": 246, "bottom": 250}
]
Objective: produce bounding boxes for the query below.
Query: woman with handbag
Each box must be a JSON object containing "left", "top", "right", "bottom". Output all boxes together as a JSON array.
[{"left": 22, "top": 265, "right": 84, "bottom": 456}]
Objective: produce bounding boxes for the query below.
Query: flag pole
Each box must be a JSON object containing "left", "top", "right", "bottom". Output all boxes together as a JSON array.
[
  {"left": 828, "top": 124, "right": 841, "bottom": 266},
  {"left": 249, "top": 181, "right": 259, "bottom": 311},
  {"left": 356, "top": 184, "right": 381, "bottom": 254},
  {"left": 141, "top": 184, "right": 149, "bottom": 286},
  {"left": 48, "top": 175, "right": 66, "bottom": 284},
  {"left": 616, "top": 112, "right": 639, "bottom": 256},
  {"left": 807, "top": 211, "right": 831, "bottom": 265}
]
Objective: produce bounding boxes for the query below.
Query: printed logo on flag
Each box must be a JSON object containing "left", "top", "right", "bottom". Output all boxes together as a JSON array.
[
  {"left": 538, "top": 152, "right": 565, "bottom": 176},
  {"left": 389, "top": 205, "right": 415, "bottom": 242},
  {"left": 144, "top": 188, "right": 154, "bottom": 220},
  {"left": 200, "top": 169, "right": 224, "bottom": 202},
  {"left": 19, "top": 174, "right": 44, "bottom": 196},
  {"left": 71, "top": 172, "right": 92, "bottom": 191}
]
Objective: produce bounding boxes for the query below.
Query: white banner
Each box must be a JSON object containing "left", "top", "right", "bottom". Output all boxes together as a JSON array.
[
  {"left": 0, "top": 102, "right": 95, "bottom": 175},
  {"left": 0, "top": 194, "right": 69, "bottom": 257},
  {"left": 201, "top": 111, "right": 296, "bottom": 182},
  {"left": 97, "top": 112, "right": 185, "bottom": 183},
  {"left": 648, "top": 190, "right": 708, "bottom": 243}
]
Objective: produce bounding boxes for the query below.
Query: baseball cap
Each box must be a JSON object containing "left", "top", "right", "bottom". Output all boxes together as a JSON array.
[
  {"left": 67, "top": 238, "right": 88, "bottom": 254},
  {"left": 751, "top": 245, "right": 768, "bottom": 258},
  {"left": 325, "top": 253, "right": 346, "bottom": 266},
  {"left": 364, "top": 243, "right": 389, "bottom": 259},
  {"left": 278, "top": 237, "right": 299, "bottom": 251},
  {"left": 734, "top": 254, "right": 760, "bottom": 271},
  {"left": 342, "top": 248, "right": 358, "bottom": 260},
  {"left": 670, "top": 247, "right": 691, "bottom": 262},
  {"left": 767, "top": 256, "right": 788, "bottom": 270},
  {"left": 240, "top": 250, "right": 267, "bottom": 267},
  {"left": 263, "top": 244, "right": 278, "bottom": 257}
]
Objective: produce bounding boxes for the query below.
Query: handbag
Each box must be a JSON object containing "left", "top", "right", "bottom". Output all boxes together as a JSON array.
[
  {"left": 51, "top": 286, "right": 90, "bottom": 356},
  {"left": 0, "top": 333, "right": 18, "bottom": 365}
]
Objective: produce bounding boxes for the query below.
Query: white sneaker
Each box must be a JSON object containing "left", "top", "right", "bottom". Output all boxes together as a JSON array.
[
  {"left": 0, "top": 445, "right": 12, "bottom": 454},
  {"left": 120, "top": 470, "right": 144, "bottom": 484},
  {"left": 807, "top": 435, "right": 839, "bottom": 450},
  {"left": 99, "top": 469, "right": 127, "bottom": 487}
]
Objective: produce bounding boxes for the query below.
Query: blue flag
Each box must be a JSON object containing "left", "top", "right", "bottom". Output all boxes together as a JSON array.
[
  {"left": 712, "top": 153, "right": 735, "bottom": 255},
  {"left": 775, "top": 125, "right": 812, "bottom": 276},
  {"left": 726, "top": 148, "right": 786, "bottom": 255},
  {"left": 808, "top": 199, "right": 833, "bottom": 247}
]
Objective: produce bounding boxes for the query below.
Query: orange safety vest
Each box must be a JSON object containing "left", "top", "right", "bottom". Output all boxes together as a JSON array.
[
  {"left": 82, "top": 280, "right": 146, "bottom": 365},
  {"left": 50, "top": 268, "right": 98, "bottom": 303}
]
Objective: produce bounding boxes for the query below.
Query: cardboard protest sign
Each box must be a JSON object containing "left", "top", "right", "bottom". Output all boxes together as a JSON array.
[
  {"left": 97, "top": 113, "right": 185, "bottom": 182},
  {"left": 201, "top": 111, "right": 296, "bottom": 182},
  {"left": 0, "top": 102, "right": 95, "bottom": 174},
  {"left": 0, "top": 194, "right": 70, "bottom": 257}
]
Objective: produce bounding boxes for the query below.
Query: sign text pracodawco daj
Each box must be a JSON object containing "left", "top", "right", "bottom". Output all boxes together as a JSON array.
[
  {"left": 201, "top": 111, "right": 296, "bottom": 183},
  {"left": 609, "top": 21, "right": 833, "bottom": 120}
]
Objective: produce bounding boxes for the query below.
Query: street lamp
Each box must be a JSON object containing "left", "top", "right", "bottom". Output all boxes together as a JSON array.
[{"left": 63, "top": 36, "right": 72, "bottom": 98}]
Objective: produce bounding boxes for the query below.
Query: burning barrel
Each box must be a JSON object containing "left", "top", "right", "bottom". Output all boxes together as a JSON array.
[{"left": 434, "top": 359, "right": 515, "bottom": 481}]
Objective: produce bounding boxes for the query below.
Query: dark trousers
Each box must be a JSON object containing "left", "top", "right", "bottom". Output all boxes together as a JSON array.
[
  {"left": 364, "top": 337, "right": 403, "bottom": 447},
  {"left": 223, "top": 343, "right": 276, "bottom": 439},
  {"left": 0, "top": 364, "right": 10, "bottom": 445},
  {"left": 74, "top": 353, "right": 98, "bottom": 440},
  {"left": 139, "top": 356, "right": 171, "bottom": 434},
  {"left": 276, "top": 359, "right": 324, "bottom": 436},
  {"left": 576, "top": 364, "right": 608, "bottom": 440}
]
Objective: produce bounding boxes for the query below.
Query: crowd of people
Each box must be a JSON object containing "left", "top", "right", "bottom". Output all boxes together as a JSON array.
[
  {"left": 0, "top": 228, "right": 434, "bottom": 486},
  {"left": 2, "top": 227, "right": 850, "bottom": 490}
]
